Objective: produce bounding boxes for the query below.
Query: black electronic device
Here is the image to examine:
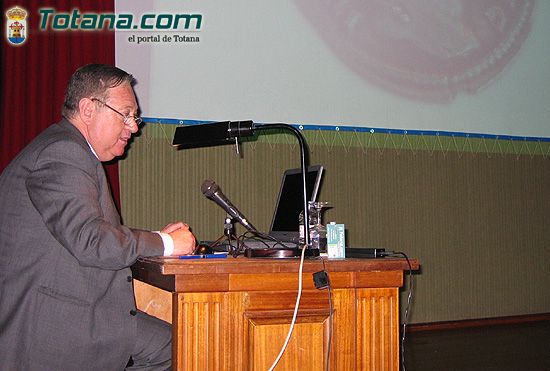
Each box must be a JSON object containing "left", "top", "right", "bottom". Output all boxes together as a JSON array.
[
  {"left": 345, "top": 248, "right": 386, "bottom": 258},
  {"left": 243, "top": 166, "right": 324, "bottom": 257},
  {"left": 242, "top": 166, "right": 323, "bottom": 246},
  {"left": 269, "top": 165, "right": 324, "bottom": 243}
]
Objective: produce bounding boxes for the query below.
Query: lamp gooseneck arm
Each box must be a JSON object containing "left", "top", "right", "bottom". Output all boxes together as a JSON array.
[{"left": 254, "top": 124, "right": 311, "bottom": 247}]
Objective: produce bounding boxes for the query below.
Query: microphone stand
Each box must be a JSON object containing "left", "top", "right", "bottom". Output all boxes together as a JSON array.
[
  {"left": 224, "top": 216, "right": 239, "bottom": 256},
  {"left": 254, "top": 124, "right": 311, "bottom": 248},
  {"left": 224, "top": 214, "right": 234, "bottom": 239}
]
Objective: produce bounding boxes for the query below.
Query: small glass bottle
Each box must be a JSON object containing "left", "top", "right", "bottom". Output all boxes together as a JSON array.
[{"left": 299, "top": 201, "right": 328, "bottom": 252}]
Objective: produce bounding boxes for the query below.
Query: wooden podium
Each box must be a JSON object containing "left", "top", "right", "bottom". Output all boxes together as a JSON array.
[{"left": 132, "top": 255, "right": 419, "bottom": 370}]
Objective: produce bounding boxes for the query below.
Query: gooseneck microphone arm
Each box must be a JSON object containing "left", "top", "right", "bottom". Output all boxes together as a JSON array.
[{"left": 254, "top": 123, "right": 311, "bottom": 247}]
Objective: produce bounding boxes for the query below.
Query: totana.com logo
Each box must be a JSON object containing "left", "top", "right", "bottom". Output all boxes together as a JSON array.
[
  {"left": 38, "top": 8, "right": 202, "bottom": 31},
  {"left": 5, "top": 6, "right": 28, "bottom": 46},
  {"left": 4, "top": 5, "right": 202, "bottom": 46}
]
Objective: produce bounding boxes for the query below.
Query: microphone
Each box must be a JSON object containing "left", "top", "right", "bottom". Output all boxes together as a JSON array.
[{"left": 201, "top": 180, "right": 258, "bottom": 233}]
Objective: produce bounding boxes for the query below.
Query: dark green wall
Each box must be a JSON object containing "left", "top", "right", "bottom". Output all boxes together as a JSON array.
[{"left": 121, "top": 124, "right": 550, "bottom": 323}]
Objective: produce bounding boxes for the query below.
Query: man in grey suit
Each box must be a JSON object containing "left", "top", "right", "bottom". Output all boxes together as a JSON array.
[{"left": 0, "top": 64, "right": 196, "bottom": 370}]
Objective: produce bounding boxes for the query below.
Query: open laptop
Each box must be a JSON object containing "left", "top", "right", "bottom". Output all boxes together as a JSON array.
[{"left": 244, "top": 165, "right": 324, "bottom": 247}]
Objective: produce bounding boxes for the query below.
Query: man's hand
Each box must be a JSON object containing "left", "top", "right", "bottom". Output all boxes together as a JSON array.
[{"left": 161, "top": 222, "right": 196, "bottom": 255}]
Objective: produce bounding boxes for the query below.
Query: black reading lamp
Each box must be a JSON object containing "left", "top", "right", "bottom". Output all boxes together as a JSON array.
[{"left": 172, "top": 120, "right": 314, "bottom": 254}]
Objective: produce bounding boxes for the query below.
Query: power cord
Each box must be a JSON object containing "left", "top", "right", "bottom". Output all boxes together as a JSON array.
[
  {"left": 316, "top": 253, "right": 414, "bottom": 371},
  {"left": 319, "top": 259, "right": 333, "bottom": 371},
  {"left": 380, "top": 251, "right": 414, "bottom": 371},
  {"left": 268, "top": 245, "right": 307, "bottom": 371}
]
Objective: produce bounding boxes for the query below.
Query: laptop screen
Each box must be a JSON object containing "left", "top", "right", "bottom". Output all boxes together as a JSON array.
[{"left": 269, "top": 165, "right": 324, "bottom": 241}]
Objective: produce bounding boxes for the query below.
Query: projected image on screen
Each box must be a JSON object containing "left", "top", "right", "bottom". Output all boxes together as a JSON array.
[
  {"left": 116, "top": 0, "right": 550, "bottom": 138},
  {"left": 295, "top": 0, "right": 535, "bottom": 103}
]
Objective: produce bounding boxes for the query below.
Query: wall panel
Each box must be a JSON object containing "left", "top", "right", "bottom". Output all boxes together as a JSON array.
[{"left": 121, "top": 125, "right": 550, "bottom": 323}]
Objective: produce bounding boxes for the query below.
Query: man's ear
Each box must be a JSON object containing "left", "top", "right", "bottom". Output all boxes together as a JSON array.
[{"left": 78, "top": 98, "right": 96, "bottom": 125}]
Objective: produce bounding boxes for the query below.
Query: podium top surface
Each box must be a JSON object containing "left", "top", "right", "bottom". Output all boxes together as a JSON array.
[
  {"left": 132, "top": 256, "right": 420, "bottom": 292},
  {"left": 134, "top": 255, "right": 419, "bottom": 276}
]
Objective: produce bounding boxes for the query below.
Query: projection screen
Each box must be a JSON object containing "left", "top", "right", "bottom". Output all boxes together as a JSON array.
[{"left": 116, "top": 0, "right": 550, "bottom": 140}]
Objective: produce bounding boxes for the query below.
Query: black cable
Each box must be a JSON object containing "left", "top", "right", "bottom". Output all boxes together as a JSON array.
[
  {"left": 207, "top": 234, "right": 228, "bottom": 249},
  {"left": 225, "top": 231, "right": 232, "bottom": 252},
  {"left": 381, "top": 251, "right": 413, "bottom": 371},
  {"left": 232, "top": 232, "right": 246, "bottom": 257},
  {"left": 239, "top": 230, "right": 297, "bottom": 250},
  {"left": 320, "top": 258, "right": 333, "bottom": 371}
]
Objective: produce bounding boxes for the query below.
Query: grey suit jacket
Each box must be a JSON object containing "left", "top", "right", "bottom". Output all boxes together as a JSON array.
[{"left": 0, "top": 119, "right": 164, "bottom": 370}]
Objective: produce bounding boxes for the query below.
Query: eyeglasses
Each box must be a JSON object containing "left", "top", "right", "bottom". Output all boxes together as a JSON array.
[{"left": 91, "top": 98, "right": 142, "bottom": 126}]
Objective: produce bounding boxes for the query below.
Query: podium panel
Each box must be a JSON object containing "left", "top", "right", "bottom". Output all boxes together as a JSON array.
[{"left": 132, "top": 256, "right": 418, "bottom": 370}]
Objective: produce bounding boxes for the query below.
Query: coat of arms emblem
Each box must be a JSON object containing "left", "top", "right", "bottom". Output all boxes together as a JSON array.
[{"left": 6, "top": 6, "right": 28, "bottom": 46}]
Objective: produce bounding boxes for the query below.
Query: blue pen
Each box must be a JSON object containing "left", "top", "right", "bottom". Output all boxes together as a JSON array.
[
  {"left": 204, "top": 253, "right": 228, "bottom": 259},
  {"left": 178, "top": 255, "right": 202, "bottom": 259}
]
